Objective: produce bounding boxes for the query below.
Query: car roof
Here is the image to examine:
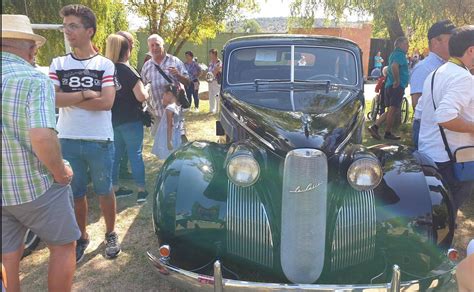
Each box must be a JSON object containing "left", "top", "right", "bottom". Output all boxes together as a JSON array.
[{"left": 224, "top": 34, "right": 360, "bottom": 51}]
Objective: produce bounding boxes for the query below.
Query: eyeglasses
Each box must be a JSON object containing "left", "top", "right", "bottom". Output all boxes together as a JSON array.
[{"left": 60, "top": 23, "right": 85, "bottom": 32}]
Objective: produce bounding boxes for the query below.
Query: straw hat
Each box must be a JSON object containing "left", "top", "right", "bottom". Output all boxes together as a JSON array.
[{"left": 1, "top": 14, "right": 46, "bottom": 46}]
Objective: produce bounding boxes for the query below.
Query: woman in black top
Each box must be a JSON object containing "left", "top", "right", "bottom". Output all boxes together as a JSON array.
[{"left": 106, "top": 34, "right": 149, "bottom": 203}]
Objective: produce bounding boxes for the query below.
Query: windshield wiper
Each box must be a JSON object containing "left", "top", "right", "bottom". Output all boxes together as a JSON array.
[
  {"left": 254, "top": 79, "right": 291, "bottom": 85},
  {"left": 293, "top": 79, "right": 331, "bottom": 93}
]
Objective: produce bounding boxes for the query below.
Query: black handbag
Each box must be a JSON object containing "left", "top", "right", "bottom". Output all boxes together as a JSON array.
[
  {"left": 154, "top": 64, "right": 191, "bottom": 109},
  {"left": 139, "top": 103, "right": 154, "bottom": 127}
]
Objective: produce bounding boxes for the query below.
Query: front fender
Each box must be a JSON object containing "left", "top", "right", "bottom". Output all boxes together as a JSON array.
[
  {"left": 368, "top": 144, "right": 454, "bottom": 274},
  {"left": 153, "top": 141, "right": 229, "bottom": 246}
]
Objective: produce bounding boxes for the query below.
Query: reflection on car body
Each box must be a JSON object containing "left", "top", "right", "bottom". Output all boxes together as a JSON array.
[{"left": 149, "top": 35, "right": 459, "bottom": 291}]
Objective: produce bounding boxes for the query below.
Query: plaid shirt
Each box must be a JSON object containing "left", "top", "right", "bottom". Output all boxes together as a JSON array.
[
  {"left": 2, "top": 52, "right": 56, "bottom": 206},
  {"left": 184, "top": 60, "right": 201, "bottom": 81},
  {"left": 141, "top": 54, "right": 188, "bottom": 120}
]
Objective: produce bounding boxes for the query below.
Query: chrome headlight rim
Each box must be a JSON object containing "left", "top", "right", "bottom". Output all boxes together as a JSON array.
[
  {"left": 347, "top": 157, "right": 383, "bottom": 191},
  {"left": 226, "top": 154, "right": 260, "bottom": 187}
]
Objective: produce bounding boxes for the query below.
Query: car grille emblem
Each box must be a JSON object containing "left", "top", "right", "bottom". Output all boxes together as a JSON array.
[{"left": 289, "top": 182, "right": 322, "bottom": 193}]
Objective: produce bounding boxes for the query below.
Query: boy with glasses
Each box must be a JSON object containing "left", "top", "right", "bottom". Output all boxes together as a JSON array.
[{"left": 49, "top": 4, "right": 121, "bottom": 263}]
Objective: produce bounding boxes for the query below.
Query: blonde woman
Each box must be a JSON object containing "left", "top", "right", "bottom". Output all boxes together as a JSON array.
[{"left": 105, "top": 34, "right": 150, "bottom": 203}]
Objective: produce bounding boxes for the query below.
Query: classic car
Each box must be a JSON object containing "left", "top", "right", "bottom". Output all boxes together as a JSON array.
[{"left": 148, "top": 35, "right": 460, "bottom": 291}]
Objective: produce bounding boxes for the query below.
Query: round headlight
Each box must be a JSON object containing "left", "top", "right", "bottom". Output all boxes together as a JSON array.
[
  {"left": 227, "top": 155, "right": 260, "bottom": 187},
  {"left": 347, "top": 158, "right": 383, "bottom": 191}
]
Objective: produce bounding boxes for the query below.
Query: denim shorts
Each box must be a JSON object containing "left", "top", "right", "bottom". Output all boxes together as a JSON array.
[
  {"left": 60, "top": 139, "right": 114, "bottom": 198},
  {"left": 2, "top": 183, "right": 81, "bottom": 253}
]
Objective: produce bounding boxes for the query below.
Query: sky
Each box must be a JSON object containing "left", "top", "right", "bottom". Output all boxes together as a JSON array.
[
  {"left": 249, "top": 0, "right": 293, "bottom": 18},
  {"left": 128, "top": 0, "right": 371, "bottom": 31}
]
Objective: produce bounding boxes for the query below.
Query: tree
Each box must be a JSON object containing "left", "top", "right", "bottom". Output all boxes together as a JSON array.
[
  {"left": 242, "top": 19, "right": 262, "bottom": 33},
  {"left": 289, "top": 0, "right": 474, "bottom": 52},
  {"left": 2, "top": 0, "right": 132, "bottom": 66},
  {"left": 128, "top": 0, "right": 258, "bottom": 55}
]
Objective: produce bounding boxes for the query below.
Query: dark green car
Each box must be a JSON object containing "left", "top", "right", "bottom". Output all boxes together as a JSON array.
[{"left": 148, "top": 35, "right": 459, "bottom": 291}]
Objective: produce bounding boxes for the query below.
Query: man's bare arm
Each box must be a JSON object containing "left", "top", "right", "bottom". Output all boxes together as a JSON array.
[
  {"left": 391, "top": 62, "right": 400, "bottom": 87},
  {"left": 54, "top": 85, "right": 99, "bottom": 108},
  {"left": 29, "top": 128, "right": 72, "bottom": 184},
  {"left": 75, "top": 86, "right": 116, "bottom": 111},
  {"left": 411, "top": 93, "right": 422, "bottom": 110},
  {"left": 439, "top": 117, "right": 474, "bottom": 134}
]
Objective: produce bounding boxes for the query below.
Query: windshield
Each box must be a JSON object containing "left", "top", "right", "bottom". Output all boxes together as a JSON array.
[{"left": 227, "top": 45, "right": 358, "bottom": 85}]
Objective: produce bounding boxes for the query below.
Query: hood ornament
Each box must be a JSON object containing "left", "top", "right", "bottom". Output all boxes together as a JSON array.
[
  {"left": 289, "top": 182, "right": 322, "bottom": 193},
  {"left": 301, "top": 114, "right": 312, "bottom": 138}
]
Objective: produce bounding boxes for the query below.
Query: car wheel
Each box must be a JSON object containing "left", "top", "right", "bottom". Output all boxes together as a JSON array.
[
  {"left": 22, "top": 229, "right": 40, "bottom": 259},
  {"left": 401, "top": 97, "right": 409, "bottom": 124},
  {"left": 367, "top": 95, "right": 378, "bottom": 122}
]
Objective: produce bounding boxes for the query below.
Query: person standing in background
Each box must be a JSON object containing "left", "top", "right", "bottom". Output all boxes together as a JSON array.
[
  {"left": 184, "top": 51, "right": 201, "bottom": 112},
  {"left": 115, "top": 30, "right": 135, "bottom": 181},
  {"left": 418, "top": 25, "right": 474, "bottom": 211},
  {"left": 141, "top": 34, "right": 189, "bottom": 130},
  {"left": 410, "top": 20, "right": 455, "bottom": 149},
  {"left": 374, "top": 51, "right": 384, "bottom": 70},
  {"left": 207, "top": 48, "right": 222, "bottom": 114},
  {"left": 368, "top": 37, "right": 410, "bottom": 140},
  {"left": 106, "top": 34, "right": 150, "bottom": 203}
]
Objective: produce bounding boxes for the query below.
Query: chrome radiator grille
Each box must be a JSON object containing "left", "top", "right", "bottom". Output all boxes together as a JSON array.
[
  {"left": 226, "top": 182, "right": 273, "bottom": 268},
  {"left": 330, "top": 189, "right": 376, "bottom": 271},
  {"left": 281, "top": 149, "right": 328, "bottom": 284}
]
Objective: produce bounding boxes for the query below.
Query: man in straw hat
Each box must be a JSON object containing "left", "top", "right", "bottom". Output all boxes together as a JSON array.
[{"left": 1, "top": 14, "right": 80, "bottom": 291}]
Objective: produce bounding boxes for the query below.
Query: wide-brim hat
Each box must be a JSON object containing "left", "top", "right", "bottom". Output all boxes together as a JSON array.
[{"left": 2, "top": 14, "right": 46, "bottom": 46}]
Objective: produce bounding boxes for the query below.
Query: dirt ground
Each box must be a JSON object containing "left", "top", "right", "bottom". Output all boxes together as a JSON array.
[{"left": 17, "top": 86, "right": 473, "bottom": 291}]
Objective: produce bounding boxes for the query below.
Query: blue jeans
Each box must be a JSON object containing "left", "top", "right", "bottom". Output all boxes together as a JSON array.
[
  {"left": 412, "top": 118, "right": 420, "bottom": 149},
  {"left": 185, "top": 81, "right": 199, "bottom": 109},
  {"left": 112, "top": 121, "right": 145, "bottom": 188},
  {"left": 60, "top": 139, "right": 114, "bottom": 198}
]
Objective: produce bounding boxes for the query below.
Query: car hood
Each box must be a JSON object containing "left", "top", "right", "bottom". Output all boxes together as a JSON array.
[{"left": 221, "top": 87, "right": 364, "bottom": 155}]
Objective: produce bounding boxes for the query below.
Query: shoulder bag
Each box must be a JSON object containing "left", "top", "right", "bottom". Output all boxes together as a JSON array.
[
  {"left": 430, "top": 70, "right": 474, "bottom": 182},
  {"left": 154, "top": 64, "right": 191, "bottom": 109}
]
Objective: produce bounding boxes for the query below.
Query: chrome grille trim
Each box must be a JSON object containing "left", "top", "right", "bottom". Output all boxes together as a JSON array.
[
  {"left": 227, "top": 181, "right": 273, "bottom": 268},
  {"left": 330, "top": 189, "right": 376, "bottom": 271},
  {"left": 281, "top": 149, "right": 328, "bottom": 284}
]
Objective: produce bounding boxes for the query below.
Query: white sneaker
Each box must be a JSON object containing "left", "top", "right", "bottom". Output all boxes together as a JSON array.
[{"left": 194, "top": 108, "right": 199, "bottom": 113}]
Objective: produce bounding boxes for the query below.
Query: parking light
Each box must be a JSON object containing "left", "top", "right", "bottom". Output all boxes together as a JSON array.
[{"left": 159, "top": 245, "right": 170, "bottom": 258}]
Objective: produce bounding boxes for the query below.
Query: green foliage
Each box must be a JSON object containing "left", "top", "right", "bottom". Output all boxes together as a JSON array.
[
  {"left": 128, "top": 0, "right": 258, "bottom": 55},
  {"left": 289, "top": 0, "right": 474, "bottom": 52},
  {"left": 242, "top": 19, "right": 262, "bottom": 33},
  {"left": 2, "top": 0, "right": 130, "bottom": 66}
]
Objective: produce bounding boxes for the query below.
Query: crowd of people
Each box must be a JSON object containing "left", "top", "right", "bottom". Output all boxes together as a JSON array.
[
  {"left": 1, "top": 4, "right": 223, "bottom": 291},
  {"left": 368, "top": 20, "right": 474, "bottom": 214},
  {"left": 1, "top": 4, "right": 473, "bottom": 291}
]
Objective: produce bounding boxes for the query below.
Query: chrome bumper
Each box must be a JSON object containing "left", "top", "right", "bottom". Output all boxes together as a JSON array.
[{"left": 147, "top": 251, "right": 457, "bottom": 292}]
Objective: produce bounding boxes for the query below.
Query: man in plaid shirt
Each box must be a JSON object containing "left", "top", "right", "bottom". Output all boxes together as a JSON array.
[
  {"left": 141, "top": 34, "right": 189, "bottom": 126},
  {"left": 1, "top": 14, "right": 80, "bottom": 291}
]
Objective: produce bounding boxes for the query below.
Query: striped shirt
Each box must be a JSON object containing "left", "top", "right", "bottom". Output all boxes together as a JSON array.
[
  {"left": 141, "top": 54, "right": 188, "bottom": 121},
  {"left": 2, "top": 52, "right": 56, "bottom": 206},
  {"left": 184, "top": 60, "right": 201, "bottom": 81}
]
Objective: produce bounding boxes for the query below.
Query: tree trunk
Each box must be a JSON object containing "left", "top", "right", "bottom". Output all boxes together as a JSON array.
[
  {"left": 383, "top": 7, "right": 405, "bottom": 43},
  {"left": 173, "top": 38, "right": 189, "bottom": 56}
]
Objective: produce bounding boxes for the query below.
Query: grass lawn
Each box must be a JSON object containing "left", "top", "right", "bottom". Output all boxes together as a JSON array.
[{"left": 18, "top": 95, "right": 472, "bottom": 291}]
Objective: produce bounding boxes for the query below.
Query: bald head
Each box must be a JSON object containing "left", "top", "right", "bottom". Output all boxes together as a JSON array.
[{"left": 394, "top": 36, "right": 409, "bottom": 53}]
